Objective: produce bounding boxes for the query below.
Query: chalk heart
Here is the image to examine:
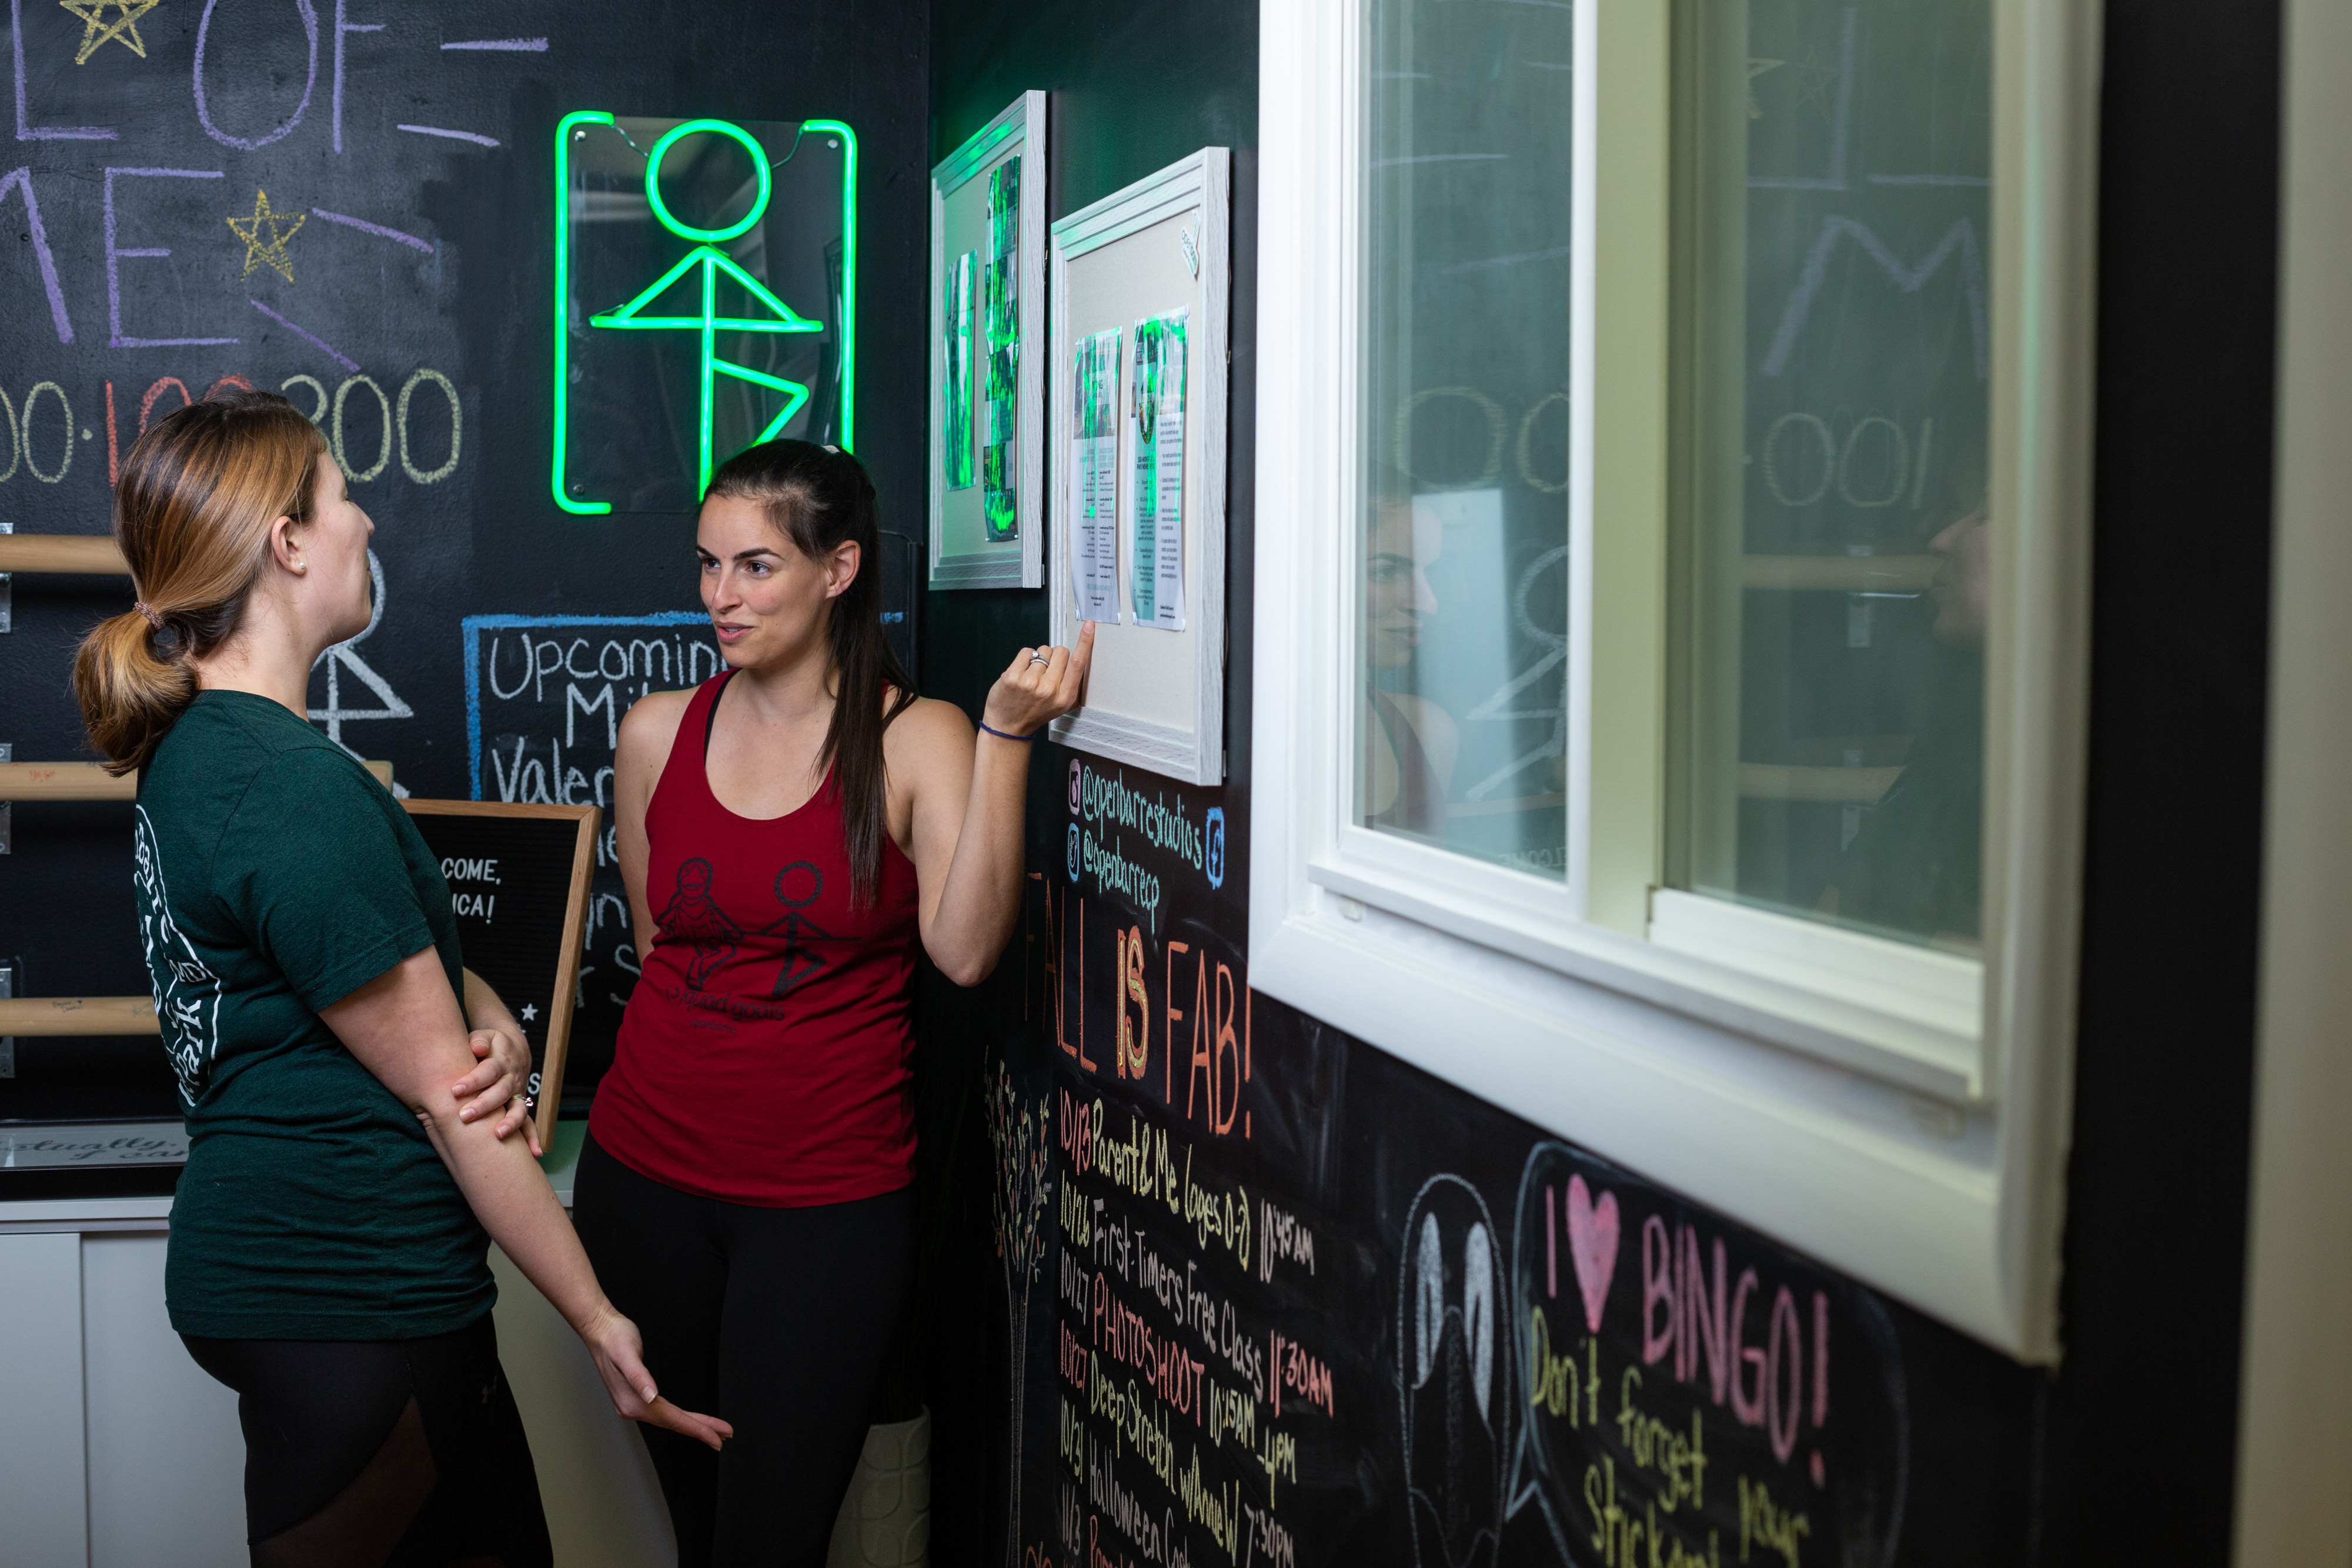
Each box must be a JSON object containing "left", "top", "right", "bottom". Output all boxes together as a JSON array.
[{"left": 1565, "top": 1176, "right": 1619, "bottom": 1335}]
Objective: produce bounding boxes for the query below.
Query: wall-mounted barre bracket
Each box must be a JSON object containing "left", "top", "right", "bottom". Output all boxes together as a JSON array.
[
  {"left": 0, "top": 534, "right": 132, "bottom": 575},
  {"left": 0, "top": 759, "right": 393, "bottom": 801},
  {"left": 0, "top": 995, "right": 160, "bottom": 1037}
]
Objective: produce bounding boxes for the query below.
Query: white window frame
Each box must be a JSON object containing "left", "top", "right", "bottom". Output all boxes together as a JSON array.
[{"left": 1250, "top": 0, "right": 2100, "bottom": 1359}]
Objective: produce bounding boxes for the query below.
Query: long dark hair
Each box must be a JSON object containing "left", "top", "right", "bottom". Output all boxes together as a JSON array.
[{"left": 704, "top": 440, "right": 916, "bottom": 905}]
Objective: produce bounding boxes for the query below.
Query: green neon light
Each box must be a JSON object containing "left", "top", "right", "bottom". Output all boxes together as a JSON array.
[
  {"left": 557, "top": 114, "right": 857, "bottom": 506},
  {"left": 645, "top": 118, "right": 772, "bottom": 243},
  {"left": 590, "top": 200, "right": 822, "bottom": 496},
  {"left": 802, "top": 119, "right": 857, "bottom": 452},
  {"left": 552, "top": 109, "right": 615, "bottom": 514}
]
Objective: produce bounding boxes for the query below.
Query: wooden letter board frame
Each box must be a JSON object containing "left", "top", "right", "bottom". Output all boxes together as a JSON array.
[
  {"left": 401, "top": 800, "right": 598, "bottom": 1147},
  {"left": 1047, "top": 146, "right": 1231, "bottom": 785}
]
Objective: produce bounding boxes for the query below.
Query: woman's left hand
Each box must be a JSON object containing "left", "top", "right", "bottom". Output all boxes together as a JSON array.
[
  {"left": 983, "top": 621, "right": 1097, "bottom": 740},
  {"left": 455, "top": 1025, "right": 543, "bottom": 1156}
]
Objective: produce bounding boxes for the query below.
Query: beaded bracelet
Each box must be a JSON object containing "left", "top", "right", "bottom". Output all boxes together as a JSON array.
[{"left": 978, "top": 720, "right": 1040, "bottom": 742}]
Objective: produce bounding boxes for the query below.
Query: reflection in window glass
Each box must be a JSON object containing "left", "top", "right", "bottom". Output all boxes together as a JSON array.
[
  {"left": 1673, "top": 0, "right": 1989, "bottom": 949},
  {"left": 1359, "top": 0, "right": 1575, "bottom": 878}
]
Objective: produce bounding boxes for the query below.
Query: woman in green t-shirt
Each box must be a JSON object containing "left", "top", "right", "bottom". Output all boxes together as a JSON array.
[{"left": 73, "top": 390, "right": 728, "bottom": 1566}]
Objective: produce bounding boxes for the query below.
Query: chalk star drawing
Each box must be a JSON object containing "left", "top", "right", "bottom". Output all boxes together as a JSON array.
[
  {"left": 589, "top": 119, "right": 821, "bottom": 496},
  {"left": 520, "top": 1003, "right": 538, "bottom": 1022},
  {"left": 59, "top": 0, "right": 159, "bottom": 63},
  {"left": 1746, "top": 58, "right": 1784, "bottom": 120},
  {"left": 1792, "top": 46, "right": 1840, "bottom": 122},
  {"left": 309, "top": 549, "right": 415, "bottom": 786},
  {"left": 227, "top": 189, "right": 307, "bottom": 283}
]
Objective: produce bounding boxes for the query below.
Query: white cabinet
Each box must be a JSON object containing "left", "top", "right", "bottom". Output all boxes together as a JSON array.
[{"left": 0, "top": 1192, "right": 673, "bottom": 1568}]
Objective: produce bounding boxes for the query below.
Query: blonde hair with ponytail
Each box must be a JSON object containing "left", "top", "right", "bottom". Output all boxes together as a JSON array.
[{"left": 72, "top": 390, "right": 329, "bottom": 776}]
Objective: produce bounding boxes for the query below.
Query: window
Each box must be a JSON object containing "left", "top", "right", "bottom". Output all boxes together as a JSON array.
[
  {"left": 1254, "top": 0, "right": 2097, "bottom": 1357},
  {"left": 1669, "top": 0, "right": 1991, "bottom": 957},
  {"left": 1357, "top": 0, "right": 1575, "bottom": 877}
]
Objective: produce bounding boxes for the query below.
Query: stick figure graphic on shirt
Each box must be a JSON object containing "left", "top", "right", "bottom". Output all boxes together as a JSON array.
[
  {"left": 660, "top": 858, "right": 741, "bottom": 991},
  {"left": 754, "top": 860, "right": 837, "bottom": 998}
]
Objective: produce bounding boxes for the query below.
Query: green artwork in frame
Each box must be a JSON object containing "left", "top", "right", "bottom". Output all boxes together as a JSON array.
[
  {"left": 944, "top": 249, "right": 977, "bottom": 491},
  {"left": 981, "top": 158, "right": 1021, "bottom": 539}
]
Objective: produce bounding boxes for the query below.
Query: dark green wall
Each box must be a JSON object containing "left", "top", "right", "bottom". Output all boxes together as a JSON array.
[{"left": 914, "top": 9, "right": 1258, "bottom": 1561}]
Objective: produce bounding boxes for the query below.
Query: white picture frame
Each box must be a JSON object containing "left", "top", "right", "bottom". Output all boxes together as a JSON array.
[
  {"left": 1047, "top": 147, "right": 1231, "bottom": 786},
  {"left": 928, "top": 91, "right": 1047, "bottom": 589}
]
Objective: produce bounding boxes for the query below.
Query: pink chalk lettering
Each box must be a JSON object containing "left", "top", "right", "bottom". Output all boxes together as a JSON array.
[
  {"left": 1569, "top": 1177, "right": 1621, "bottom": 1337},
  {"left": 1641, "top": 1212, "right": 1672, "bottom": 1362},
  {"left": 1730, "top": 1268, "right": 1766, "bottom": 1425},
  {"left": 1768, "top": 1285, "right": 1802, "bottom": 1462},
  {"left": 1679, "top": 1224, "right": 1732, "bottom": 1405},
  {"left": 1812, "top": 1289, "right": 1829, "bottom": 1429}
]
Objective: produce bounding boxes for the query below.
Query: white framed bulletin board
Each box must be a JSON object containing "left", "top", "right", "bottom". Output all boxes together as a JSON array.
[
  {"left": 929, "top": 91, "right": 1047, "bottom": 589},
  {"left": 1047, "top": 146, "right": 1231, "bottom": 784}
]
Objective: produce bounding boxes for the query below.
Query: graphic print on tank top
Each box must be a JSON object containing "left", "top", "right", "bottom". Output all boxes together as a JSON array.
[
  {"left": 659, "top": 857, "right": 744, "bottom": 991},
  {"left": 756, "top": 861, "right": 842, "bottom": 998},
  {"left": 596, "top": 671, "right": 924, "bottom": 1203}
]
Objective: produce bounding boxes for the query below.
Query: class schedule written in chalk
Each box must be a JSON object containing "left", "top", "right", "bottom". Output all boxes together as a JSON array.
[
  {"left": 1070, "top": 327, "right": 1122, "bottom": 623},
  {"left": 1130, "top": 309, "right": 1187, "bottom": 631}
]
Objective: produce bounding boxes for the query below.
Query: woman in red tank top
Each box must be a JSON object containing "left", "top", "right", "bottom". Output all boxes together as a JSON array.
[{"left": 573, "top": 440, "right": 1092, "bottom": 1567}]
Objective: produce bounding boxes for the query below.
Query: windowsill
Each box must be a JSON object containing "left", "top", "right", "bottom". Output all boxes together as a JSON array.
[{"left": 1310, "top": 858, "right": 1984, "bottom": 1101}]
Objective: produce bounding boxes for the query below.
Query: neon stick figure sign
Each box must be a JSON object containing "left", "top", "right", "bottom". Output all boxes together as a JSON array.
[{"left": 553, "top": 113, "right": 858, "bottom": 513}]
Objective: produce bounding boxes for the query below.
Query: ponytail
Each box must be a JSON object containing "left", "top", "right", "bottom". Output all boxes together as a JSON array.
[
  {"left": 704, "top": 439, "right": 916, "bottom": 905},
  {"left": 74, "top": 610, "right": 200, "bottom": 777},
  {"left": 71, "top": 390, "right": 327, "bottom": 776}
]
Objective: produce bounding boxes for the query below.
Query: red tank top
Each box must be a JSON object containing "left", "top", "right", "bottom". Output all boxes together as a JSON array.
[{"left": 590, "top": 672, "right": 919, "bottom": 1205}]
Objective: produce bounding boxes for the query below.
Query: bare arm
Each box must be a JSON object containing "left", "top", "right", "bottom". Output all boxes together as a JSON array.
[
  {"left": 904, "top": 624, "right": 1094, "bottom": 985},
  {"left": 456, "top": 967, "right": 540, "bottom": 1155},
  {"left": 322, "top": 948, "right": 730, "bottom": 1450},
  {"left": 614, "top": 691, "right": 693, "bottom": 972}
]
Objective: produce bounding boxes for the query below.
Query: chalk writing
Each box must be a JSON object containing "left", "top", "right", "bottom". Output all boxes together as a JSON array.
[
  {"left": 1257, "top": 1201, "right": 1313, "bottom": 1282},
  {"left": 226, "top": 188, "right": 306, "bottom": 282},
  {"left": 1090, "top": 1366, "right": 1178, "bottom": 1489},
  {"left": 1268, "top": 1333, "right": 1332, "bottom": 1420},
  {"left": 1088, "top": 1435, "right": 1167, "bottom": 1563},
  {"left": 994, "top": 1061, "right": 1058, "bottom": 1552},
  {"left": 1586, "top": 1457, "right": 1720, "bottom": 1568},
  {"left": 1738, "top": 1475, "right": 1810, "bottom": 1568},
  {"left": 1092, "top": 1277, "right": 1207, "bottom": 1420},
  {"left": 60, "top": 0, "right": 158, "bottom": 63}
]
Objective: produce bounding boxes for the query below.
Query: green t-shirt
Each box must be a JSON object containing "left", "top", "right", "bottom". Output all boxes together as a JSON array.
[{"left": 137, "top": 690, "right": 493, "bottom": 1340}]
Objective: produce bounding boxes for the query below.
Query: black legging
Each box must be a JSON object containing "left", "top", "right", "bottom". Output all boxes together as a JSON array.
[
  {"left": 572, "top": 1131, "right": 914, "bottom": 1567},
  {"left": 182, "top": 1313, "right": 551, "bottom": 1568}
]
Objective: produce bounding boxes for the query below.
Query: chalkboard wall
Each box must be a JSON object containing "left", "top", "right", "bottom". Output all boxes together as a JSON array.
[{"left": 0, "top": 0, "right": 928, "bottom": 1119}]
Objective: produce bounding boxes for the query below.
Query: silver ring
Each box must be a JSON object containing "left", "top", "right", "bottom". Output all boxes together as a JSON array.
[{"left": 1029, "top": 651, "right": 1051, "bottom": 666}]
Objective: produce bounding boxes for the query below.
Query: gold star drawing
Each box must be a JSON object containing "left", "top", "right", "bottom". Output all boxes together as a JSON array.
[
  {"left": 1746, "top": 57, "right": 1784, "bottom": 121},
  {"left": 59, "top": 0, "right": 161, "bottom": 64},
  {"left": 226, "top": 189, "right": 307, "bottom": 283}
]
